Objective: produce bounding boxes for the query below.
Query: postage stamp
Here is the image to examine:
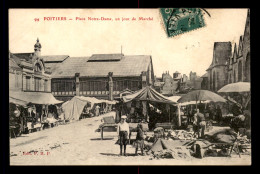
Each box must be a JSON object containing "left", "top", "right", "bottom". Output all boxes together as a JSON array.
[{"left": 160, "top": 8, "right": 205, "bottom": 37}]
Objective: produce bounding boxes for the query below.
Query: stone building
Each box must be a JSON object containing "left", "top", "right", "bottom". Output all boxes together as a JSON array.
[
  {"left": 49, "top": 54, "right": 155, "bottom": 101},
  {"left": 173, "top": 71, "right": 181, "bottom": 80},
  {"left": 179, "top": 71, "right": 203, "bottom": 91},
  {"left": 153, "top": 76, "right": 164, "bottom": 93},
  {"left": 206, "top": 42, "right": 232, "bottom": 92},
  {"left": 201, "top": 73, "right": 208, "bottom": 90},
  {"left": 205, "top": 9, "right": 250, "bottom": 92},
  {"left": 188, "top": 71, "right": 203, "bottom": 89},
  {"left": 227, "top": 10, "right": 250, "bottom": 84},
  {"left": 160, "top": 71, "right": 179, "bottom": 96},
  {"left": 9, "top": 38, "right": 52, "bottom": 93}
]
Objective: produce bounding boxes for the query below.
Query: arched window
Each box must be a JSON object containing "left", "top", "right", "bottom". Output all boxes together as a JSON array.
[
  {"left": 238, "top": 61, "right": 242, "bottom": 82},
  {"left": 35, "top": 63, "right": 42, "bottom": 72},
  {"left": 245, "top": 53, "right": 250, "bottom": 82}
]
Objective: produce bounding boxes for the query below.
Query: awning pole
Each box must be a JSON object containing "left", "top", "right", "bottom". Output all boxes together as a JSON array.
[
  {"left": 169, "top": 106, "right": 170, "bottom": 122},
  {"left": 178, "top": 104, "right": 181, "bottom": 127}
]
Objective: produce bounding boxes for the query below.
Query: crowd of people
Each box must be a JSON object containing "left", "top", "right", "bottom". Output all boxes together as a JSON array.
[
  {"left": 9, "top": 103, "right": 64, "bottom": 137},
  {"left": 80, "top": 103, "right": 113, "bottom": 119},
  {"left": 181, "top": 101, "right": 251, "bottom": 139}
]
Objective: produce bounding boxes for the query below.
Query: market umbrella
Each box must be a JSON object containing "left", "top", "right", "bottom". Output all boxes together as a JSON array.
[
  {"left": 218, "top": 82, "right": 250, "bottom": 109},
  {"left": 177, "top": 90, "right": 226, "bottom": 109},
  {"left": 218, "top": 82, "right": 250, "bottom": 93}
]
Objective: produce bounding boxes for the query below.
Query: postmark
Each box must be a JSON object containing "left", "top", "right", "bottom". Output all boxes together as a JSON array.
[{"left": 160, "top": 8, "right": 205, "bottom": 38}]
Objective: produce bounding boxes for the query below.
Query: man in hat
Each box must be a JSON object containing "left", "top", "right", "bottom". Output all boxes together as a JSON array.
[
  {"left": 194, "top": 109, "right": 206, "bottom": 138},
  {"left": 117, "top": 115, "right": 130, "bottom": 156}
]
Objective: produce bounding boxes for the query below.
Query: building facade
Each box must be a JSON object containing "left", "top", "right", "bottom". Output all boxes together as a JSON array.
[
  {"left": 201, "top": 73, "right": 208, "bottom": 90},
  {"left": 187, "top": 71, "right": 203, "bottom": 90},
  {"left": 160, "top": 71, "right": 178, "bottom": 96},
  {"left": 206, "top": 42, "right": 232, "bottom": 92},
  {"left": 227, "top": 10, "right": 250, "bottom": 84},
  {"left": 49, "top": 54, "right": 155, "bottom": 101},
  {"left": 9, "top": 38, "right": 52, "bottom": 93},
  {"left": 205, "top": 9, "right": 250, "bottom": 92}
]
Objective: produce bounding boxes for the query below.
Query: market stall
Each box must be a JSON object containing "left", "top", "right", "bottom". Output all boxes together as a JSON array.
[
  {"left": 122, "top": 86, "right": 177, "bottom": 131},
  {"left": 62, "top": 96, "right": 117, "bottom": 121},
  {"left": 168, "top": 95, "right": 212, "bottom": 128},
  {"left": 176, "top": 90, "right": 226, "bottom": 131},
  {"left": 218, "top": 82, "right": 251, "bottom": 132},
  {"left": 9, "top": 90, "right": 63, "bottom": 136}
]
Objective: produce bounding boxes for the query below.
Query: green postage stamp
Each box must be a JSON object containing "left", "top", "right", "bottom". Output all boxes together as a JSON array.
[{"left": 160, "top": 8, "right": 205, "bottom": 37}]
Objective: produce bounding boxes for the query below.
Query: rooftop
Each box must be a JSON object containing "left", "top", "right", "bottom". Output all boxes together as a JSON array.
[
  {"left": 207, "top": 42, "right": 232, "bottom": 71},
  {"left": 88, "top": 54, "right": 123, "bottom": 62},
  {"left": 9, "top": 58, "right": 22, "bottom": 71},
  {"left": 41, "top": 55, "right": 69, "bottom": 62},
  {"left": 51, "top": 55, "right": 152, "bottom": 78},
  {"left": 13, "top": 53, "right": 34, "bottom": 62}
]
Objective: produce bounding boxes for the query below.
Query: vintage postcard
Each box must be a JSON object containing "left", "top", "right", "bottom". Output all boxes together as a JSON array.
[{"left": 9, "top": 8, "right": 251, "bottom": 165}]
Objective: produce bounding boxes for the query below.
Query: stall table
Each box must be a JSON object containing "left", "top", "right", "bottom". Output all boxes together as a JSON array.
[
  {"left": 100, "top": 122, "right": 149, "bottom": 140},
  {"left": 100, "top": 123, "right": 118, "bottom": 140},
  {"left": 155, "top": 123, "right": 173, "bottom": 131}
]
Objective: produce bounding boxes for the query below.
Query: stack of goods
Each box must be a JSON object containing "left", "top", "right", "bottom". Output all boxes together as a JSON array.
[
  {"left": 139, "top": 135, "right": 155, "bottom": 150},
  {"left": 151, "top": 148, "right": 192, "bottom": 159},
  {"left": 236, "top": 133, "right": 251, "bottom": 154},
  {"left": 205, "top": 129, "right": 236, "bottom": 144},
  {"left": 167, "top": 130, "right": 195, "bottom": 140},
  {"left": 153, "top": 127, "right": 165, "bottom": 140},
  {"left": 149, "top": 138, "right": 192, "bottom": 159}
]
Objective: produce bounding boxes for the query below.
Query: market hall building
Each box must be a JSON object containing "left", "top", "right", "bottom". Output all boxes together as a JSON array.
[
  {"left": 9, "top": 38, "right": 61, "bottom": 105},
  {"left": 49, "top": 54, "right": 155, "bottom": 101}
]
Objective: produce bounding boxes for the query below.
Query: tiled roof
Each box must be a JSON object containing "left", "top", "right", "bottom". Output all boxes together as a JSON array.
[
  {"left": 10, "top": 53, "right": 22, "bottom": 65},
  {"left": 51, "top": 55, "right": 152, "bottom": 78},
  {"left": 9, "top": 58, "right": 22, "bottom": 70},
  {"left": 45, "top": 62, "right": 61, "bottom": 72},
  {"left": 13, "top": 53, "right": 33, "bottom": 62},
  {"left": 88, "top": 54, "right": 123, "bottom": 61},
  {"left": 41, "top": 55, "right": 69, "bottom": 62}
]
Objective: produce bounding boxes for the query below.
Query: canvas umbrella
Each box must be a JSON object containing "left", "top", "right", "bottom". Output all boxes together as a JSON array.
[
  {"left": 218, "top": 82, "right": 250, "bottom": 93},
  {"left": 218, "top": 82, "right": 250, "bottom": 109},
  {"left": 177, "top": 90, "right": 226, "bottom": 109}
]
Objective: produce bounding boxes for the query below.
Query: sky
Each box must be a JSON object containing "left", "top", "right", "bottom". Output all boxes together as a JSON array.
[{"left": 9, "top": 9, "right": 248, "bottom": 77}]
